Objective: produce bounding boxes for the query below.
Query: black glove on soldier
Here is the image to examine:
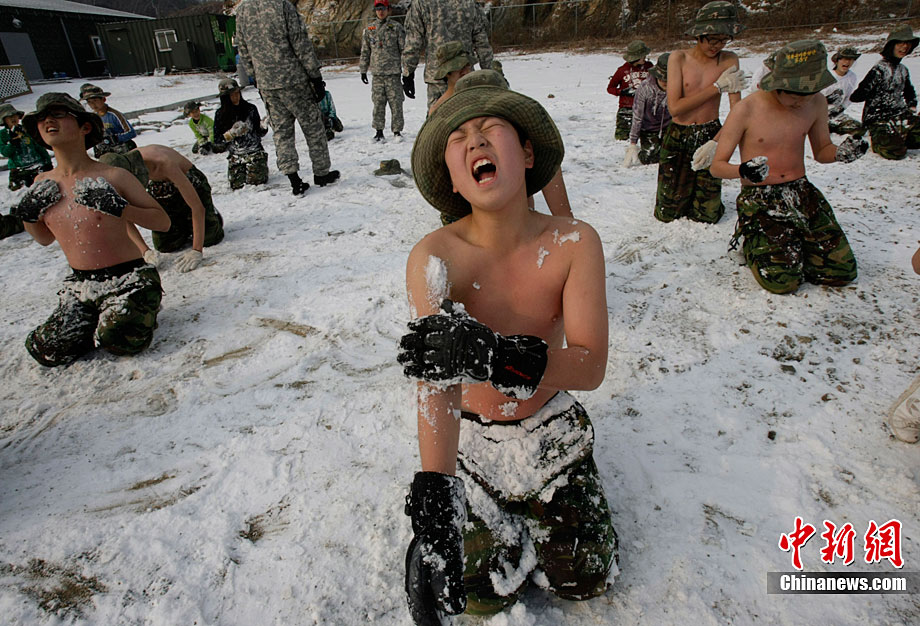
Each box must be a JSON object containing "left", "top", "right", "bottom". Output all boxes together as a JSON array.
[
  {"left": 398, "top": 299, "right": 549, "bottom": 400},
  {"left": 74, "top": 177, "right": 128, "bottom": 217},
  {"left": 310, "top": 77, "right": 326, "bottom": 102},
  {"left": 402, "top": 72, "right": 416, "bottom": 99},
  {"left": 361, "top": 73, "right": 369, "bottom": 85},
  {"left": 405, "top": 471, "right": 467, "bottom": 626},
  {"left": 835, "top": 136, "right": 869, "bottom": 163},
  {"left": 12, "top": 178, "right": 62, "bottom": 222},
  {"left": 739, "top": 156, "right": 770, "bottom": 183}
]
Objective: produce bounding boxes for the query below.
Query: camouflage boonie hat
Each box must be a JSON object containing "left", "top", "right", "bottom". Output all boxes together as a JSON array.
[
  {"left": 412, "top": 69, "right": 564, "bottom": 219},
  {"left": 434, "top": 41, "right": 473, "bottom": 80},
  {"left": 23, "top": 92, "right": 104, "bottom": 150},
  {"left": 98, "top": 149, "right": 150, "bottom": 188},
  {"left": 80, "top": 84, "right": 111, "bottom": 101},
  {"left": 183, "top": 100, "right": 202, "bottom": 116},
  {"left": 760, "top": 40, "right": 836, "bottom": 94},
  {"left": 624, "top": 40, "right": 650, "bottom": 63},
  {"left": 0, "top": 103, "right": 24, "bottom": 120},
  {"left": 882, "top": 25, "right": 919, "bottom": 57},
  {"left": 218, "top": 78, "right": 240, "bottom": 95},
  {"left": 650, "top": 53, "right": 670, "bottom": 80},
  {"left": 831, "top": 46, "right": 861, "bottom": 64},
  {"left": 374, "top": 159, "right": 404, "bottom": 176},
  {"left": 685, "top": 1, "right": 744, "bottom": 38}
]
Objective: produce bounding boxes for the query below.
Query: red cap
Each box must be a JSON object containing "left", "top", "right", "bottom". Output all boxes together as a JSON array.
[{"left": 374, "top": 0, "right": 389, "bottom": 7}]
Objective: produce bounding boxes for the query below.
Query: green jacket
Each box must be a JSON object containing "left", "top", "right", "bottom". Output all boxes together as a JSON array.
[
  {"left": 0, "top": 126, "right": 52, "bottom": 170},
  {"left": 188, "top": 114, "right": 215, "bottom": 145}
]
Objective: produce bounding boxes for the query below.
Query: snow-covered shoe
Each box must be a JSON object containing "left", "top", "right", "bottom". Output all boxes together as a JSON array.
[{"left": 888, "top": 375, "right": 920, "bottom": 443}]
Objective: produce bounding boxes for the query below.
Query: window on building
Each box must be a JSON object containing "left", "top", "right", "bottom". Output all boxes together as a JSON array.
[
  {"left": 154, "top": 29, "right": 178, "bottom": 52},
  {"left": 89, "top": 35, "right": 105, "bottom": 59}
]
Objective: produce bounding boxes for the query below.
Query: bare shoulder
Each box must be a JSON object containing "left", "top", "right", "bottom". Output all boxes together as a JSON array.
[
  {"left": 544, "top": 215, "right": 601, "bottom": 249},
  {"left": 721, "top": 50, "right": 740, "bottom": 67}
]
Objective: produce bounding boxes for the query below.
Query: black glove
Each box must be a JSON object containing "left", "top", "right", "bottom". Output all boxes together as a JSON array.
[
  {"left": 835, "top": 136, "right": 869, "bottom": 163},
  {"left": 825, "top": 89, "right": 843, "bottom": 108},
  {"left": 310, "top": 76, "right": 326, "bottom": 103},
  {"left": 73, "top": 177, "right": 128, "bottom": 217},
  {"left": 405, "top": 471, "right": 467, "bottom": 625},
  {"left": 361, "top": 72, "right": 369, "bottom": 85},
  {"left": 10, "top": 125, "right": 23, "bottom": 144},
  {"left": 621, "top": 87, "right": 636, "bottom": 98},
  {"left": 398, "top": 299, "right": 548, "bottom": 399},
  {"left": 739, "top": 156, "right": 769, "bottom": 183},
  {"left": 12, "top": 178, "right": 62, "bottom": 222},
  {"left": 402, "top": 72, "right": 416, "bottom": 99},
  {"left": 192, "top": 142, "right": 200, "bottom": 154}
]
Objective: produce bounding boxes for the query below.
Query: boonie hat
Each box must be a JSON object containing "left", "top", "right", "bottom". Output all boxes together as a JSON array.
[
  {"left": 183, "top": 100, "right": 202, "bottom": 116},
  {"left": 759, "top": 39, "right": 837, "bottom": 94},
  {"left": 624, "top": 40, "right": 650, "bottom": 63},
  {"left": 411, "top": 69, "right": 564, "bottom": 219},
  {"left": 218, "top": 78, "right": 240, "bottom": 95},
  {"left": 0, "top": 103, "right": 24, "bottom": 120},
  {"left": 80, "top": 84, "right": 111, "bottom": 100},
  {"left": 650, "top": 53, "right": 670, "bottom": 80},
  {"left": 434, "top": 41, "right": 473, "bottom": 80},
  {"left": 99, "top": 149, "right": 150, "bottom": 188},
  {"left": 374, "top": 159, "right": 404, "bottom": 176},
  {"left": 686, "top": 1, "right": 744, "bottom": 38},
  {"left": 831, "top": 46, "right": 861, "bottom": 64},
  {"left": 882, "top": 25, "right": 919, "bottom": 57},
  {"left": 23, "top": 92, "right": 104, "bottom": 150}
]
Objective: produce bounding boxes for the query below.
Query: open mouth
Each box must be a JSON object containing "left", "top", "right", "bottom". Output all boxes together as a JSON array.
[{"left": 472, "top": 158, "right": 496, "bottom": 184}]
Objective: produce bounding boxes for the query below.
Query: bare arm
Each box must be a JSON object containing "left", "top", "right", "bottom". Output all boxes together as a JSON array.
[
  {"left": 709, "top": 103, "right": 747, "bottom": 179},
  {"left": 23, "top": 221, "right": 56, "bottom": 246},
  {"left": 541, "top": 168, "right": 573, "bottom": 218},
  {"left": 808, "top": 100, "right": 838, "bottom": 163},
  {"left": 166, "top": 166, "right": 206, "bottom": 251},
  {"left": 729, "top": 91, "right": 741, "bottom": 108},
  {"left": 125, "top": 222, "right": 151, "bottom": 255},
  {"left": 110, "top": 169, "right": 171, "bottom": 232}
]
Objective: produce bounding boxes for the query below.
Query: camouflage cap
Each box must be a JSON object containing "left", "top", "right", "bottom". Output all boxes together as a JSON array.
[
  {"left": 759, "top": 40, "right": 837, "bottom": 95},
  {"left": 685, "top": 1, "right": 744, "bottom": 38},
  {"left": 831, "top": 46, "right": 861, "bottom": 64},
  {"left": 183, "top": 100, "right": 202, "bottom": 116},
  {"left": 411, "top": 69, "right": 564, "bottom": 219},
  {"left": 22, "top": 92, "right": 104, "bottom": 150},
  {"left": 650, "top": 52, "right": 670, "bottom": 80},
  {"left": 80, "top": 84, "right": 111, "bottom": 101},
  {"left": 0, "top": 102, "right": 24, "bottom": 120},
  {"left": 624, "top": 40, "right": 651, "bottom": 63},
  {"left": 98, "top": 149, "right": 150, "bottom": 187},
  {"left": 434, "top": 41, "right": 474, "bottom": 80},
  {"left": 882, "top": 25, "right": 919, "bottom": 57},
  {"left": 218, "top": 78, "right": 240, "bottom": 95},
  {"left": 374, "top": 158, "right": 404, "bottom": 176}
]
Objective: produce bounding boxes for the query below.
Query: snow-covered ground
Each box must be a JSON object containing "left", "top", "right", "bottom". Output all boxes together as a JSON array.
[{"left": 1, "top": 32, "right": 918, "bottom": 625}]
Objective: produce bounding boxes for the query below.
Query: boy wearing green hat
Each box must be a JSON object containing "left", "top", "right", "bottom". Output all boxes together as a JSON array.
[
  {"left": 1, "top": 103, "right": 52, "bottom": 191},
  {"left": 657, "top": 0, "right": 748, "bottom": 224},
  {"left": 821, "top": 47, "right": 862, "bottom": 136},
  {"left": 398, "top": 70, "right": 618, "bottom": 623},
  {"left": 710, "top": 40, "right": 864, "bottom": 294},
  {"left": 13, "top": 93, "right": 170, "bottom": 366},
  {"left": 607, "top": 40, "right": 653, "bottom": 140},
  {"left": 80, "top": 84, "right": 138, "bottom": 158},
  {"left": 183, "top": 100, "right": 221, "bottom": 155},
  {"left": 851, "top": 25, "right": 919, "bottom": 160},
  {"left": 624, "top": 53, "right": 672, "bottom": 166},
  {"left": 428, "top": 40, "right": 474, "bottom": 115}
]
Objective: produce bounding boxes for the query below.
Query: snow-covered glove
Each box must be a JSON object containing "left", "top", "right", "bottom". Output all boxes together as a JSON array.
[
  {"left": 739, "top": 156, "right": 770, "bottom": 183},
  {"left": 825, "top": 89, "right": 843, "bottom": 108},
  {"left": 175, "top": 249, "right": 203, "bottom": 272},
  {"left": 714, "top": 66, "right": 749, "bottom": 94},
  {"left": 73, "top": 177, "right": 128, "bottom": 217},
  {"left": 223, "top": 121, "right": 250, "bottom": 141},
  {"left": 12, "top": 178, "right": 62, "bottom": 222},
  {"left": 405, "top": 471, "right": 467, "bottom": 626},
  {"left": 361, "top": 73, "right": 369, "bottom": 85},
  {"left": 143, "top": 248, "right": 160, "bottom": 266},
  {"left": 403, "top": 72, "right": 416, "bottom": 99},
  {"left": 623, "top": 143, "right": 641, "bottom": 167},
  {"left": 691, "top": 139, "right": 718, "bottom": 171},
  {"left": 835, "top": 136, "right": 869, "bottom": 163},
  {"left": 398, "top": 299, "right": 548, "bottom": 399}
]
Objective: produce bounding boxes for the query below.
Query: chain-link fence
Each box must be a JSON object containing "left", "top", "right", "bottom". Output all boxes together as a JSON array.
[{"left": 0, "top": 65, "right": 31, "bottom": 101}]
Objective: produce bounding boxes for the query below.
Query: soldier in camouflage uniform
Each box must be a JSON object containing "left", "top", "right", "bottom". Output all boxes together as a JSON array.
[
  {"left": 850, "top": 25, "right": 919, "bottom": 160},
  {"left": 213, "top": 79, "right": 269, "bottom": 190},
  {"left": 235, "top": 0, "right": 340, "bottom": 194},
  {"left": 710, "top": 40, "right": 864, "bottom": 294},
  {"left": 401, "top": 0, "right": 493, "bottom": 109},
  {"left": 360, "top": 0, "right": 405, "bottom": 141}
]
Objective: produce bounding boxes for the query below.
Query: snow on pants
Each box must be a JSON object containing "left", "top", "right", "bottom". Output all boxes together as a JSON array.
[
  {"left": 371, "top": 74, "right": 404, "bottom": 133},
  {"left": 615, "top": 106, "right": 633, "bottom": 140},
  {"left": 25, "top": 260, "right": 162, "bottom": 367},
  {"left": 866, "top": 112, "right": 920, "bottom": 160},
  {"left": 827, "top": 114, "right": 862, "bottom": 136},
  {"left": 0, "top": 213, "right": 23, "bottom": 239},
  {"left": 228, "top": 150, "right": 269, "bottom": 190},
  {"left": 261, "top": 85, "right": 331, "bottom": 177},
  {"left": 735, "top": 177, "right": 857, "bottom": 294},
  {"left": 456, "top": 392, "right": 619, "bottom": 616},
  {"left": 148, "top": 166, "right": 225, "bottom": 253},
  {"left": 637, "top": 129, "right": 663, "bottom": 165},
  {"left": 655, "top": 119, "right": 724, "bottom": 224}
]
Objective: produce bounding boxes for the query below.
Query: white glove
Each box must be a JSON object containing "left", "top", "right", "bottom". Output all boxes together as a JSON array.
[
  {"left": 175, "top": 249, "right": 203, "bottom": 273},
  {"left": 691, "top": 140, "right": 718, "bottom": 171},
  {"left": 714, "top": 67, "right": 750, "bottom": 94},
  {"left": 224, "top": 121, "right": 250, "bottom": 141},
  {"left": 623, "top": 143, "right": 640, "bottom": 167},
  {"left": 142, "top": 249, "right": 160, "bottom": 266}
]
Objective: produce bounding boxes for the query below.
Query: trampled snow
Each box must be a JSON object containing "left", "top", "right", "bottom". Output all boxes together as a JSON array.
[{"left": 1, "top": 36, "right": 918, "bottom": 624}]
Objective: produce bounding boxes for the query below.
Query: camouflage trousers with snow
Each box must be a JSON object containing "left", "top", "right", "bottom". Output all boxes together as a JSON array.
[
  {"left": 457, "top": 392, "right": 619, "bottom": 615},
  {"left": 637, "top": 128, "right": 664, "bottom": 165},
  {"left": 228, "top": 150, "right": 269, "bottom": 190},
  {"left": 827, "top": 114, "right": 863, "bottom": 137},
  {"left": 148, "top": 166, "right": 225, "bottom": 253},
  {"left": 26, "top": 260, "right": 162, "bottom": 367},
  {"left": 734, "top": 177, "right": 857, "bottom": 294},
  {"left": 615, "top": 106, "right": 633, "bottom": 141},
  {"left": 655, "top": 120, "right": 724, "bottom": 224},
  {"left": 867, "top": 112, "right": 920, "bottom": 160}
]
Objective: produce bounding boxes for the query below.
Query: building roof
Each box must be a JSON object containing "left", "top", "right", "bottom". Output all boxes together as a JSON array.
[{"left": 0, "top": 0, "right": 150, "bottom": 19}]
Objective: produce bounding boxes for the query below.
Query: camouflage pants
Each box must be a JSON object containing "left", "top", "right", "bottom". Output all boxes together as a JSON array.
[
  {"left": 426, "top": 81, "right": 448, "bottom": 111},
  {"left": 25, "top": 260, "right": 162, "bottom": 367},
  {"left": 371, "top": 74, "right": 404, "bottom": 133},
  {"left": 457, "top": 393, "right": 618, "bottom": 615},
  {"left": 228, "top": 150, "right": 269, "bottom": 190},
  {"left": 828, "top": 114, "right": 862, "bottom": 136},
  {"left": 0, "top": 213, "right": 24, "bottom": 239},
  {"left": 147, "top": 167, "right": 224, "bottom": 253},
  {"left": 261, "top": 85, "right": 331, "bottom": 176},
  {"left": 637, "top": 129, "right": 663, "bottom": 165},
  {"left": 615, "top": 107, "right": 633, "bottom": 140},
  {"left": 655, "top": 120, "right": 724, "bottom": 224},
  {"left": 866, "top": 113, "right": 920, "bottom": 160},
  {"left": 735, "top": 177, "right": 857, "bottom": 294},
  {"left": 9, "top": 163, "right": 51, "bottom": 191}
]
